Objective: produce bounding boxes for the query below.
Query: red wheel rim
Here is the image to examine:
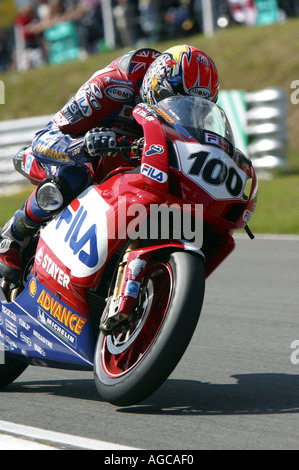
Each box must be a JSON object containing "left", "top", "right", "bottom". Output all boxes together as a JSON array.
[{"left": 100, "top": 261, "right": 173, "bottom": 378}]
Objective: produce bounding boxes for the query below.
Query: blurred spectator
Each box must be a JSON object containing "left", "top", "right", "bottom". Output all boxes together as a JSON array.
[
  {"left": 36, "top": 0, "right": 51, "bottom": 21},
  {"left": 14, "top": 3, "right": 42, "bottom": 48},
  {"left": 112, "top": 0, "right": 141, "bottom": 47},
  {"left": 164, "top": 1, "right": 196, "bottom": 37},
  {"left": 76, "top": 0, "right": 103, "bottom": 53},
  {"left": 139, "top": 0, "right": 160, "bottom": 42},
  {"left": 14, "top": 3, "right": 45, "bottom": 70},
  {"left": 227, "top": 0, "right": 257, "bottom": 26},
  {"left": 2, "top": 0, "right": 299, "bottom": 72},
  {"left": 0, "top": 28, "right": 14, "bottom": 71},
  {"left": 277, "top": 0, "right": 299, "bottom": 16}
]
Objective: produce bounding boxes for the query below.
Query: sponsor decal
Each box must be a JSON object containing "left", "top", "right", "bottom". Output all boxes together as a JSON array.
[
  {"left": 105, "top": 85, "right": 135, "bottom": 102},
  {"left": 205, "top": 132, "right": 230, "bottom": 153},
  {"left": 33, "top": 143, "right": 70, "bottom": 163},
  {"left": 134, "top": 107, "right": 155, "bottom": 121},
  {"left": 55, "top": 205, "right": 98, "bottom": 268},
  {"left": 141, "top": 163, "right": 168, "bottom": 183},
  {"left": 105, "top": 77, "right": 133, "bottom": 86},
  {"left": 154, "top": 108, "right": 175, "bottom": 123},
  {"left": 53, "top": 110, "right": 70, "bottom": 126},
  {"left": 19, "top": 318, "right": 30, "bottom": 331},
  {"left": 75, "top": 88, "right": 93, "bottom": 116},
  {"left": 40, "top": 187, "right": 110, "bottom": 278},
  {"left": 189, "top": 87, "right": 212, "bottom": 99},
  {"left": 117, "top": 105, "right": 134, "bottom": 122},
  {"left": 2, "top": 305, "right": 16, "bottom": 322},
  {"left": 60, "top": 100, "right": 84, "bottom": 124},
  {"left": 145, "top": 144, "right": 164, "bottom": 156},
  {"left": 70, "top": 145, "right": 81, "bottom": 158},
  {"left": 34, "top": 343, "right": 46, "bottom": 356},
  {"left": 38, "top": 307, "right": 77, "bottom": 347},
  {"left": 33, "top": 329, "right": 53, "bottom": 349},
  {"left": 35, "top": 246, "right": 70, "bottom": 290},
  {"left": 37, "top": 289, "right": 87, "bottom": 338},
  {"left": 5, "top": 319, "right": 17, "bottom": 338},
  {"left": 124, "top": 280, "right": 140, "bottom": 298},
  {"left": 20, "top": 331, "right": 31, "bottom": 347},
  {"left": 29, "top": 278, "right": 37, "bottom": 297},
  {"left": 243, "top": 210, "right": 253, "bottom": 223},
  {"left": 128, "top": 256, "right": 147, "bottom": 280},
  {"left": 24, "top": 153, "right": 34, "bottom": 175},
  {"left": 87, "top": 83, "right": 102, "bottom": 109}
]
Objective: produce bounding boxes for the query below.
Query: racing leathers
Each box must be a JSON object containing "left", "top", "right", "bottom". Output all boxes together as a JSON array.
[{"left": 0, "top": 48, "right": 160, "bottom": 283}]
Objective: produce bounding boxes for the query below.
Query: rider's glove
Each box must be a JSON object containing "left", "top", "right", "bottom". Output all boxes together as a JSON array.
[{"left": 83, "top": 127, "right": 117, "bottom": 157}]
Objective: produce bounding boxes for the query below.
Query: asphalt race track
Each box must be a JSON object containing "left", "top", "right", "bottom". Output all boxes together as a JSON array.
[{"left": 1, "top": 236, "right": 299, "bottom": 450}]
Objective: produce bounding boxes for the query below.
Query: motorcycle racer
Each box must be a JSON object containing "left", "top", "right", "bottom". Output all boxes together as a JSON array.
[{"left": 0, "top": 44, "right": 219, "bottom": 284}]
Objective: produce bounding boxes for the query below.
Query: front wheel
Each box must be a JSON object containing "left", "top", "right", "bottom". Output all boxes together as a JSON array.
[{"left": 94, "top": 250, "right": 205, "bottom": 406}]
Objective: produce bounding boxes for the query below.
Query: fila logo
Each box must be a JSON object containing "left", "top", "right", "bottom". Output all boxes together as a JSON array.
[
  {"left": 55, "top": 205, "right": 98, "bottom": 268},
  {"left": 141, "top": 164, "right": 168, "bottom": 183}
]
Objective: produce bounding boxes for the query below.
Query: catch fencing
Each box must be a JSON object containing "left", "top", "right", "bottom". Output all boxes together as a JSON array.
[
  {"left": 0, "top": 115, "right": 52, "bottom": 195},
  {"left": 0, "top": 87, "right": 287, "bottom": 195}
]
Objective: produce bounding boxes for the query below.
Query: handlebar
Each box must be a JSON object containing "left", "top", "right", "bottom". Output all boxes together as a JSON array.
[{"left": 94, "top": 140, "right": 143, "bottom": 163}]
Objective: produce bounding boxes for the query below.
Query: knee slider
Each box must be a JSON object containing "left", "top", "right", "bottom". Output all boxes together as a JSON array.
[{"left": 36, "top": 177, "right": 73, "bottom": 214}]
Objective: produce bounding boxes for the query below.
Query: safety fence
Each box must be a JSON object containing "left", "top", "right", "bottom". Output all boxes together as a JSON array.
[
  {"left": 0, "top": 115, "right": 52, "bottom": 195},
  {"left": 0, "top": 87, "right": 287, "bottom": 195}
]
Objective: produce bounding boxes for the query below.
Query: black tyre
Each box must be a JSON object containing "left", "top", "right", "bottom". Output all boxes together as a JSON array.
[
  {"left": 94, "top": 250, "right": 205, "bottom": 406},
  {"left": 0, "top": 353, "right": 28, "bottom": 388}
]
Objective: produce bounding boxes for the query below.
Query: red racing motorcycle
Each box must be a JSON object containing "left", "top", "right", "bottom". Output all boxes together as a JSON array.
[{"left": 0, "top": 96, "right": 257, "bottom": 406}]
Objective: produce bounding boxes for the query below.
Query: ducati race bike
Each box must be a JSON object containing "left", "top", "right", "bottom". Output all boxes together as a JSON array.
[{"left": 0, "top": 96, "right": 257, "bottom": 406}]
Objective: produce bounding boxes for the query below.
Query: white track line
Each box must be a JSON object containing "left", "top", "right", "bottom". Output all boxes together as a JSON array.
[
  {"left": 0, "top": 420, "right": 138, "bottom": 450},
  {"left": 0, "top": 434, "right": 57, "bottom": 450}
]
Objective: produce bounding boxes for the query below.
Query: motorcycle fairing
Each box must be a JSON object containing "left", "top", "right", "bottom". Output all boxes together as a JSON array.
[
  {"left": 0, "top": 275, "right": 94, "bottom": 369},
  {"left": 40, "top": 185, "right": 110, "bottom": 280},
  {"left": 1, "top": 95, "right": 258, "bottom": 373},
  {"left": 174, "top": 140, "right": 247, "bottom": 201}
]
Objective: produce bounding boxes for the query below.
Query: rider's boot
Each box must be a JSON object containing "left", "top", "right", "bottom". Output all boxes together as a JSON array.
[{"left": 0, "top": 207, "right": 41, "bottom": 284}]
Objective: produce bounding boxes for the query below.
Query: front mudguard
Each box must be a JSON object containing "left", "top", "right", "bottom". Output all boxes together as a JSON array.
[{"left": 116, "top": 240, "right": 205, "bottom": 317}]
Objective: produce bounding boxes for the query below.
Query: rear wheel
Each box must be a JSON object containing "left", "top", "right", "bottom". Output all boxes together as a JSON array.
[
  {"left": 94, "top": 250, "right": 205, "bottom": 406},
  {"left": 0, "top": 353, "right": 28, "bottom": 388}
]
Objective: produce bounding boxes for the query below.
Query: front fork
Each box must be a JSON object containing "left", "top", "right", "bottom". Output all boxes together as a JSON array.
[
  {"left": 100, "top": 239, "right": 199, "bottom": 335},
  {"left": 0, "top": 278, "right": 23, "bottom": 302},
  {"left": 100, "top": 239, "right": 152, "bottom": 335}
]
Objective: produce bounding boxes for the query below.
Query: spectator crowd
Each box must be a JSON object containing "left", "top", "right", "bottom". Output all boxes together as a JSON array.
[{"left": 0, "top": 0, "right": 299, "bottom": 72}]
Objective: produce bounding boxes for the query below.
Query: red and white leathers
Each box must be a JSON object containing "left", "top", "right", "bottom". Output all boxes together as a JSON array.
[
  {"left": 0, "top": 48, "right": 160, "bottom": 283},
  {"left": 32, "top": 48, "right": 161, "bottom": 169},
  {"left": 14, "top": 48, "right": 161, "bottom": 234}
]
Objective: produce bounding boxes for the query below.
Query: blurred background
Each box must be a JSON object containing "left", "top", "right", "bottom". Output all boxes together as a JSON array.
[
  {"left": 1, "top": 0, "right": 299, "bottom": 71},
  {"left": 0, "top": 0, "right": 299, "bottom": 234}
]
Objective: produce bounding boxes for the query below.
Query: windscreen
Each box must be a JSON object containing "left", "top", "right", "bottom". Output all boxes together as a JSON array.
[{"left": 157, "top": 96, "right": 235, "bottom": 146}]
